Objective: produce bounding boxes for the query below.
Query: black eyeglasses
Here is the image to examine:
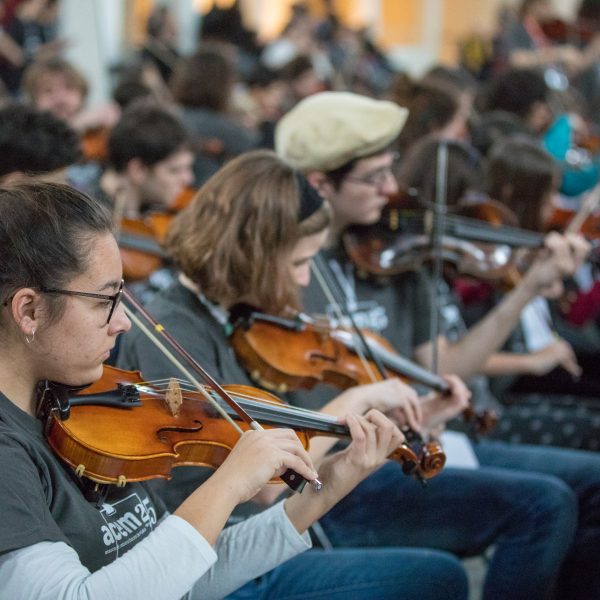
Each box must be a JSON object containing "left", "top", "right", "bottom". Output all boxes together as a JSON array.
[{"left": 40, "top": 279, "right": 124, "bottom": 325}]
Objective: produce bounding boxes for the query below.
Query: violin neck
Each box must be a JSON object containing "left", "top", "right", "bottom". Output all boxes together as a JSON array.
[
  {"left": 118, "top": 232, "right": 166, "bottom": 258},
  {"left": 444, "top": 216, "right": 544, "bottom": 248},
  {"left": 214, "top": 391, "right": 350, "bottom": 437},
  {"left": 368, "top": 342, "right": 449, "bottom": 392},
  {"left": 331, "top": 330, "right": 449, "bottom": 393}
]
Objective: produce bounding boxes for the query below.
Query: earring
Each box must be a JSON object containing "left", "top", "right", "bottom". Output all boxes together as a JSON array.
[{"left": 24, "top": 327, "right": 36, "bottom": 344}]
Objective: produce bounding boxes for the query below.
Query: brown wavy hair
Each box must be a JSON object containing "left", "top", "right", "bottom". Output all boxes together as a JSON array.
[{"left": 165, "top": 150, "right": 330, "bottom": 314}]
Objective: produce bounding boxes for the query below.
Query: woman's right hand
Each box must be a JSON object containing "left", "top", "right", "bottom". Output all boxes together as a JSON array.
[
  {"left": 215, "top": 429, "right": 319, "bottom": 504},
  {"left": 522, "top": 232, "right": 590, "bottom": 298}
]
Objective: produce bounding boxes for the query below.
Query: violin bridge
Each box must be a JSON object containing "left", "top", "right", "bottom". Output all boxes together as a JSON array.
[{"left": 165, "top": 378, "right": 183, "bottom": 417}]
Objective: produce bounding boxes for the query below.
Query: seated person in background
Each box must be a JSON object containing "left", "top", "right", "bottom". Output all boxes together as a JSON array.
[
  {"left": 0, "top": 0, "right": 64, "bottom": 95},
  {"left": 388, "top": 74, "right": 465, "bottom": 155},
  {"left": 101, "top": 99, "right": 194, "bottom": 221},
  {"left": 21, "top": 56, "right": 120, "bottom": 192},
  {"left": 170, "top": 45, "right": 260, "bottom": 186},
  {"left": 22, "top": 57, "right": 120, "bottom": 159},
  {"left": 398, "top": 133, "right": 600, "bottom": 451},
  {"left": 0, "top": 102, "right": 80, "bottom": 185},
  {"left": 498, "top": 0, "right": 600, "bottom": 78},
  {"left": 275, "top": 90, "right": 600, "bottom": 600},
  {"left": 481, "top": 66, "right": 599, "bottom": 197},
  {"left": 99, "top": 99, "right": 194, "bottom": 298},
  {"left": 484, "top": 136, "right": 600, "bottom": 408}
]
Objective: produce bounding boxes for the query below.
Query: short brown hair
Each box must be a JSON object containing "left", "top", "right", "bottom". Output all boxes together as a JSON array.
[
  {"left": 22, "top": 58, "right": 89, "bottom": 102},
  {"left": 170, "top": 46, "right": 234, "bottom": 112},
  {"left": 166, "top": 150, "right": 330, "bottom": 314}
]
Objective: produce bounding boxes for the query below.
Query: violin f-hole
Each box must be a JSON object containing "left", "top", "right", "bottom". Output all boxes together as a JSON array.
[{"left": 157, "top": 422, "right": 203, "bottom": 443}]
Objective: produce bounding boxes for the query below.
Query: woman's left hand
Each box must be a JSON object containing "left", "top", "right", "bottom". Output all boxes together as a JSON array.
[
  {"left": 283, "top": 410, "right": 405, "bottom": 533},
  {"left": 317, "top": 410, "right": 405, "bottom": 489}
]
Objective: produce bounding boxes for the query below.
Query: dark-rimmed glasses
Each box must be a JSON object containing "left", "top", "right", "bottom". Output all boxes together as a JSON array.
[{"left": 40, "top": 279, "right": 124, "bottom": 325}]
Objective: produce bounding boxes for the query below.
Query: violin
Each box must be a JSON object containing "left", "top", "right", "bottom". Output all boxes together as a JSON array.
[
  {"left": 116, "top": 188, "right": 197, "bottom": 281},
  {"left": 118, "top": 216, "right": 167, "bottom": 282},
  {"left": 342, "top": 195, "right": 545, "bottom": 281},
  {"left": 81, "top": 125, "right": 110, "bottom": 163},
  {"left": 229, "top": 306, "right": 495, "bottom": 443},
  {"left": 40, "top": 364, "right": 427, "bottom": 485},
  {"left": 547, "top": 207, "right": 600, "bottom": 238}
]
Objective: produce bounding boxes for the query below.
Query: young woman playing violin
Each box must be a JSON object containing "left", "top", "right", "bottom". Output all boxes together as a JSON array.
[
  {"left": 0, "top": 182, "right": 469, "bottom": 600},
  {"left": 116, "top": 150, "right": 475, "bottom": 598},
  {"left": 275, "top": 90, "right": 600, "bottom": 600}
]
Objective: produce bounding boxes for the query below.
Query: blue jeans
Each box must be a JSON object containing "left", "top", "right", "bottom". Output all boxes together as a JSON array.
[
  {"left": 226, "top": 547, "right": 468, "bottom": 600},
  {"left": 318, "top": 439, "right": 595, "bottom": 600},
  {"left": 474, "top": 439, "right": 600, "bottom": 600}
]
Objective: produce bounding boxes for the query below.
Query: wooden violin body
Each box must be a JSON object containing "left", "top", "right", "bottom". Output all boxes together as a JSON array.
[
  {"left": 117, "top": 188, "right": 196, "bottom": 282},
  {"left": 44, "top": 365, "right": 419, "bottom": 485}
]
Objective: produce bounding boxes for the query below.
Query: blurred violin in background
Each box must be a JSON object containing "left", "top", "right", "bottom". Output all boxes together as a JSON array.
[
  {"left": 115, "top": 186, "right": 196, "bottom": 282},
  {"left": 81, "top": 125, "right": 110, "bottom": 163},
  {"left": 117, "top": 216, "right": 167, "bottom": 282},
  {"left": 342, "top": 191, "right": 546, "bottom": 283}
]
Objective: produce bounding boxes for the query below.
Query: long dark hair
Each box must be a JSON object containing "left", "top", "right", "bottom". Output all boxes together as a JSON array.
[{"left": 487, "top": 136, "right": 558, "bottom": 231}]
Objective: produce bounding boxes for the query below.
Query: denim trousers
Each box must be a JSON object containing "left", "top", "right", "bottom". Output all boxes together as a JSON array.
[
  {"left": 313, "top": 438, "right": 600, "bottom": 600},
  {"left": 226, "top": 547, "right": 468, "bottom": 600}
]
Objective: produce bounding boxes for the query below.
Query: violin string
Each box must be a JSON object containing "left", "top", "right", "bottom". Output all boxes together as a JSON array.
[
  {"left": 123, "top": 304, "right": 244, "bottom": 434},
  {"left": 133, "top": 378, "right": 342, "bottom": 424}
]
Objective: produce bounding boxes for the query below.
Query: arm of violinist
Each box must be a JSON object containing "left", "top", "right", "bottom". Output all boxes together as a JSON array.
[
  {"left": 0, "top": 30, "right": 23, "bottom": 66},
  {"left": 175, "top": 429, "right": 318, "bottom": 536},
  {"left": 482, "top": 343, "right": 581, "bottom": 378},
  {"left": 414, "top": 233, "right": 589, "bottom": 380},
  {"left": 510, "top": 44, "right": 583, "bottom": 73},
  {"left": 419, "top": 375, "right": 471, "bottom": 434}
]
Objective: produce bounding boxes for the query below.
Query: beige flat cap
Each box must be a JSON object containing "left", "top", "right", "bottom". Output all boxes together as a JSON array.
[{"left": 275, "top": 91, "right": 408, "bottom": 172}]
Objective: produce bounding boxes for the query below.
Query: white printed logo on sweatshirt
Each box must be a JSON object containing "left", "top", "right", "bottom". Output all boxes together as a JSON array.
[{"left": 99, "top": 492, "right": 158, "bottom": 556}]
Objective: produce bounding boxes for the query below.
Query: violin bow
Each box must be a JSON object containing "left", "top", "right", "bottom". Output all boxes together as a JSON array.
[
  {"left": 428, "top": 140, "right": 449, "bottom": 375},
  {"left": 311, "top": 253, "right": 386, "bottom": 382},
  {"left": 310, "top": 256, "right": 434, "bottom": 439},
  {"left": 122, "top": 288, "right": 322, "bottom": 493}
]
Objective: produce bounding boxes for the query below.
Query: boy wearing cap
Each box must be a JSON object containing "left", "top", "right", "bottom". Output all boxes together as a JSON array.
[{"left": 275, "top": 91, "right": 600, "bottom": 600}]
